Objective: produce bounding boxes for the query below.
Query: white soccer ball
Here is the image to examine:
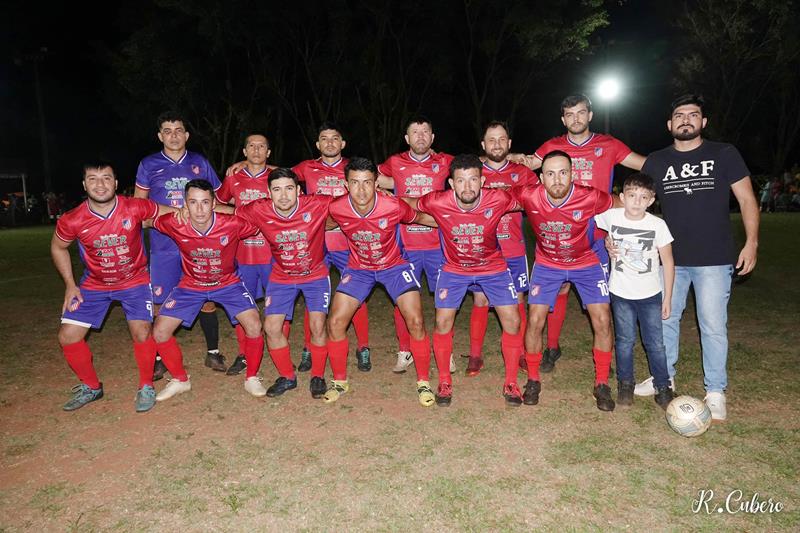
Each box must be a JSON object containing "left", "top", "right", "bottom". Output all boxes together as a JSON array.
[{"left": 665, "top": 395, "right": 712, "bottom": 437}]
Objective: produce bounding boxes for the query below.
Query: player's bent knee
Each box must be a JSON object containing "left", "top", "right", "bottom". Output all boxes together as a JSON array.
[{"left": 58, "top": 326, "right": 86, "bottom": 347}]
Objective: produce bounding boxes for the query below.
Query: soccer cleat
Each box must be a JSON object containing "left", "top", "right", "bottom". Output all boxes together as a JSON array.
[
  {"left": 704, "top": 391, "right": 727, "bottom": 421},
  {"left": 204, "top": 351, "right": 227, "bottom": 372},
  {"left": 593, "top": 383, "right": 616, "bottom": 412},
  {"left": 435, "top": 382, "right": 452, "bottom": 407},
  {"left": 63, "top": 383, "right": 104, "bottom": 411},
  {"left": 266, "top": 376, "right": 297, "bottom": 397},
  {"left": 135, "top": 384, "right": 156, "bottom": 412},
  {"left": 297, "top": 347, "right": 312, "bottom": 372},
  {"left": 244, "top": 376, "right": 267, "bottom": 397},
  {"left": 449, "top": 354, "right": 456, "bottom": 373},
  {"left": 226, "top": 355, "right": 247, "bottom": 376},
  {"left": 503, "top": 383, "right": 523, "bottom": 407},
  {"left": 634, "top": 376, "right": 675, "bottom": 397},
  {"left": 156, "top": 378, "right": 191, "bottom": 402},
  {"left": 416, "top": 380, "right": 435, "bottom": 407},
  {"left": 356, "top": 346, "right": 372, "bottom": 372},
  {"left": 310, "top": 376, "right": 327, "bottom": 399},
  {"left": 153, "top": 358, "right": 167, "bottom": 382},
  {"left": 392, "top": 351, "right": 414, "bottom": 374},
  {"left": 523, "top": 379, "right": 541, "bottom": 405},
  {"left": 617, "top": 382, "right": 635, "bottom": 406},
  {"left": 322, "top": 380, "right": 350, "bottom": 403},
  {"left": 654, "top": 386, "right": 674, "bottom": 410},
  {"left": 465, "top": 356, "right": 484, "bottom": 376},
  {"left": 540, "top": 346, "right": 562, "bottom": 373}
]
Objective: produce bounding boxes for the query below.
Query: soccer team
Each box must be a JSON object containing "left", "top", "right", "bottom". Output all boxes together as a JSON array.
[{"left": 52, "top": 93, "right": 760, "bottom": 421}]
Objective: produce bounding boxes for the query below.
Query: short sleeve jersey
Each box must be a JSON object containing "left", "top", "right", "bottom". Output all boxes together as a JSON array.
[
  {"left": 135, "top": 150, "right": 222, "bottom": 254},
  {"left": 154, "top": 212, "right": 257, "bottom": 290},
  {"left": 328, "top": 192, "right": 417, "bottom": 270},
  {"left": 236, "top": 195, "right": 331, "bottom": 282},
  {"left": 378, "top": 151, "right": 453, "bottom": 250},
  {"left": 292, "top": 157, "right": 349, "bottom": 252},
  {"left": 534, "top": 133, "right": 631, "bottom": 193},
  {"left": 513, "top": 183, "right": 613, "bottom": 269},
  {"left": 216, "top": 167, "right": 272, "bottom": 265},
  {"left": 417, "top": 189, "right": 519, "bottom": 275},
  {"left": 56, "top": 196, "right": 158, "bottom": 290},
  {"left": 643, "top": 140, "right": 749, "bottom": 266},
  {"left": 481, "top": 161, "right": 533, "bottom": 258}
]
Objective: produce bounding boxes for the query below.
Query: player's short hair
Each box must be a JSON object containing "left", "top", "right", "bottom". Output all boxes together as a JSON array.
[
  {"left": 318, "top": 121, "right": 343, "bottom": 137},
  {"left": 268, "top": 167, "right": 300, "bottom": 187},
  {"left": 623, "top": 173, "right": 656, "bottom": 195},
  {"left": 345, "top": 157, "right": 378, "bottom": 179},
  {"left": 405, "top": 114, "right": 433, "bottom": 133},
  {"left": 560, "top": 94, "right": 592, "bottom": 114},
  {"left": 541, "top": 150, "right": 572, "bottom": 168},
  {"left": 243, "top": 133, "right": 270, "bottom": 149},
  {"left": 82, "top": 161, "right": 116, "bottom": 178},
  {"left": 157, "top": 110, "right": 187, "bottom": 130},
  {"left": 670, "top": 94, "right": 705, "bottom": 116},
  {"left": 483, "top": 120, "right": 511, "bottom": 138},
  {"left": 449, "top": 153, "right": 482, "bottom": 177},
  {"left": 185, "top": 179, "right": 214, "bottom": 195}
]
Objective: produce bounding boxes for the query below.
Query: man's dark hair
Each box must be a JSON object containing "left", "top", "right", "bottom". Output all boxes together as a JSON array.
[
  {"left": 345, "top": 157, "right": 378, "bottom": 179},
  {"left": 243, "top": 133, "right": 270, "bottom": 149},
  {"left": 267, "top": 167, "right": 300, "bottom": 187},
  {"left": 449, "top": 153, "right": 482, "bottom": 177},
  {"left": 157, "top": 110, "right": 187, "bottom": 131},
  {"left": 670, "top": 94, "right": 705, "bottom": 116},
  {"left": 541, "top": 150, "right": 573, "bottom": 168},
  {"left": 83, "top": 161, "right": 116, "bottom": 178},
  {"left": 560, "top": 94, "right": 592, "bottom": 114},
  {"left": 185, "top": 179, "right": 214, "bottom": 195},
  {"left": 318, "top": 121, "right": 343, "bottom": 137},
  {"left": 623, "top": 173, "right": 656, "bottom": 195},
  {"left": 405, "top": 114, "right": 433, "bottom": 133},
  {"left": 483, "top": 120, "right": 511, "bottom": 138}
]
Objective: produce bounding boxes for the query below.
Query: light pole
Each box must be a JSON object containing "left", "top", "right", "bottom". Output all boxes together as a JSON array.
[{"left": 596, "top": 77, "right": 620, "bottom": 134}]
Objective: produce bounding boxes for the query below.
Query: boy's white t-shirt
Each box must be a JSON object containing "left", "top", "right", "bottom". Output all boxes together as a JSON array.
[{"left": 594, "top": 208, "right": 674, "bottom": 300}]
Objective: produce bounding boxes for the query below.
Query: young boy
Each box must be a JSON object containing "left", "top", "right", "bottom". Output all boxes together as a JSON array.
[{"left": 594, "top": 173, "right": 676, "bottom": 409}]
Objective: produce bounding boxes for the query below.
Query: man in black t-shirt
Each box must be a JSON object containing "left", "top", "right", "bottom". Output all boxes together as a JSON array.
[{"left": 632, "top": 94, "right": 759, "bottom": 421}]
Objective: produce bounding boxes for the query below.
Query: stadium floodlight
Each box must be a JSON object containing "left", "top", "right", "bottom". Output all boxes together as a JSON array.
[{"left": 596, "top": 76, "right": 621, "bottom": 133}]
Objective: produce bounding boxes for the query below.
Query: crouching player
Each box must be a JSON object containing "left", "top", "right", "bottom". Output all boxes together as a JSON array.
[
  {"left": 52, "top": 162, "right": 170, "bottom": 412},
  {"left": 151, "top": 180, "right": 265, "bottom": 401}
]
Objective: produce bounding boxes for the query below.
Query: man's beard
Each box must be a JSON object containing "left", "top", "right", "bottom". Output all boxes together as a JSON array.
[{"left": 672, "top": 127, "right": 701, "bottom": 141}]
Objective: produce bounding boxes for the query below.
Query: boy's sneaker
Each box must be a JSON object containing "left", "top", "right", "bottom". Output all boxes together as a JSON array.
[
  {"left": 392, "top": 351, "right": 413, "bottom": 373},
  {"left": 654, "top": 386, "right": 674, "bottom": 410},
  {"left": 416, "top": 381, "right": 435, "bottom": 407},
  {"left": 704, "top": 392, "right": 727, "bottom": 421},
  {"left": 226, "top": 355, "right": 247, "bottom": 376},
  {"left": 356, "top": 347, "right": 372, "bottom": 372},
  {"left": 593, "top": 383, "right": 615, "bottom": 411},
  {"left": 244, "top": 376, "right": 267, "bottom": 397},
  {"left": 465, "top": 356, "right": 483, "bottom": 376},
  {"left": 540, "top": 346, "right": 562, "bottom": 373},
  {"left": 323, "top": 380, "right": 350, "bottom": 403},
  {"left": 634, "top": 375, "right": 675, "bottom": 396},
  {"left": 204, "top": 351, "right": 227, "bottom": 372},
  {"left": 135, "top": 385, "right": 156, "bottom": 412},
  {"left": 523, "top": 380, "right": 541, "bottom": 405},
  {"left": 297, "top": 348, "right": 312, "bottom": 372},
  {"left": 266, "top": 376, "right": 297, "bottom": 397},
  {"left": 435, "top": 382, "right": 452, "bottom": 406},
  {"left": 153, "top": 358, "right": 168, "bottom": 381},
  {"left": 156, "top": 378, "right": 191, "bottom": 401},
  {"left": 310, "top": 376, "right": 327, "bottom": 399},
  {"left": 503, "top": 383, "right": 523, "bottom": 407},
  {"left": 63, "top": 383, "right": 104, "bottom": 411},
  {"left": 617, "top": 382, "right": 635, "bottom": 406}
]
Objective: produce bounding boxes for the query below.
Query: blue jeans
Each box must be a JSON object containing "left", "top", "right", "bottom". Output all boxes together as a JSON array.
[
  {"left": 663, "top": 265, "right": 733, "bottom": 392},
  {"left": 611, "top": 292, "right": 670, "bottom": 388}
]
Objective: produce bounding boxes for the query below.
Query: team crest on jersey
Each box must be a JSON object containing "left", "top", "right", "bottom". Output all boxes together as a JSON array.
[
  {"left": 191, "top": 165, "right": 200, "bottom": 175},
  {"left": 511, "top": 173, "right": 519, "bottom": 182},
  {"left": 438, "top": 288, "right": 448, "bottom": 300},
  {"left": 303, "top": 212, "right": 312, "bottom": 223},
  {"left": 378, "top": 218, "right": 388, "bottom": 229},
  {"left": 594, "top": 147, "right": 603, "bottom": 157},
  {"left": 531, "top": 285, "right": 540, "bottom": 296},
  {"left": 220, "top": 236, "right": 228, "bottom": 245},
  {"left": 484, "top": 208, "right": 493, "bottom": 219},
  {"left": 341, "top": 274, "right": 351, "bottom": 284},
  {"left": 572, "top": 210, "right": 583, "bottom": 221},
  {"left": 122, "top": 218, "right": 131, "bottom": 230},
  {"left": 164, "top": 299, "right": 176, "bottom": 309},
  {"left": 154, "top": 286, "right": 163, "bottom": 296},
  {"left": 432, "top": 164, "right": 440, "bottom": 173}
]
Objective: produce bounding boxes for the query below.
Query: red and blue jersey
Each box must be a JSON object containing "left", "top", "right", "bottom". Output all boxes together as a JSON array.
[
  {"left": 329, "top": 191, "right": 417, "bottom": 270},
  {"left": 534, "top": 133, "right": 631, "bottom": 193},
  {"left": 378, "top": 151, "right": 453, "bottom": 250},
  {"left": 417, "top": 189, "right": 518, "bottom": 275},
  {"left": 154, "top": 212, "right": 257, "bottom": 290},
  {"left": 481, "top": 161, "right": 533, "bottom": 258},
  {"left": 56, "top": 196, "right": 158, "bottom": 290},
  {"left": 293, "top": 157, "right": 349, "bottom": 252},
  {"left": 236, "top": 195, "right": 331, "bottom": 283},
  {"left": 512, "top": 183, "right": 612, "bottom": 269},
  {"left": 216, "top": 166, "right": 272, "bottom": 265}
]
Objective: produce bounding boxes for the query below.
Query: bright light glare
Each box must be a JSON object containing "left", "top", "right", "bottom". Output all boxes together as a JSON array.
[{"left": 597, "top": 78, "right": 621, "bottom": 102}]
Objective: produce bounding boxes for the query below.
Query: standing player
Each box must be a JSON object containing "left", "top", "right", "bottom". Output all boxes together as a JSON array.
[
  {"left": 377, "top": 116, "right": 454, "bottom": 373},
  {"left": 513, "top": 151, "right": 616, "bottom": 411},
  {"left": 292, "top": 122, "right": 371, "bottom": 373},
  {"left": 151, "top": 180, "right": 265, "bottom": 400},
  {"left": 52, "top": 162, "right": 170, "bottom": 412},
  {"left": 235, "top": 168, "right": 333, "bottom": 399},
  {"left": 135, "top": 112, "right": 224, "bottom": 378},
  {"left": 326, "top": 157, "right": 436, "bottom": 406},
  {"left": 464, "top": 121, "right": 533, "bottom": 376},
  {"left": 412, "top": 154, "right": 525, "bottom": 406},
  {"left": 513, "top": 95, "right": 645, "bottom": 373}
]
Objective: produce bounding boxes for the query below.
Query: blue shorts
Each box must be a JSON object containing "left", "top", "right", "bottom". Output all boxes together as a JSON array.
[
  {"left": 470, "top": 255, "right": 529, "bottom": 295},
  {"left": 263, "top": 276, "right": 331, "bottom": 320},
  {"left": 528, "top": 263, "right": 610, "bottom": 309},
  {"left": 336, "top": 263, "right": 420, "bottom": 304},
  {"left": 61, "top": 283, "right": 154, "bottom": 329},
  {"left": 158, "top": 282, "right": 257, "bottom": 327},
  {"left": 326, "top": 250, "right": 350, "bottom": 273},
  {"left": 150, "top": 252, "right": 182, "bottom": 304},
  {"left": 436, "top": 270, "right": 518, "bottom": 309},
  {"left": 404, "top": 248, "right": 444, "bottom": 292},
  {"left": 237, "top": 263, "right": 272, "bottom": 300}
]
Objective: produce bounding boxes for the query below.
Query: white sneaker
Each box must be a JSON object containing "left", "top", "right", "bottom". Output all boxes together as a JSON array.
[
  {"left": 704, "top": 392, "right": 727, "bottom": 421},
  {"left": 244, "top": 376, "right": 267, "bottom": 397},
  {"left": 392, "top": 351, "right": 414, "bottom": 373},
  {"left": 633, "top": 376, "right": 675, "bottom": 397},
  {"left": 449, "top": 353, "right": 456, "bottom": 373},
  {"left": 156, "top": 378, "right": 191, "bottom": 401}
]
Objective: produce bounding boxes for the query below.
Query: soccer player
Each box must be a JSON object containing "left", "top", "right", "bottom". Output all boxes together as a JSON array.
[
  {"left": 377, "top": 116, "right": 454, "bottom": 374},
  {"left": 464, "top": 121, "right": 533, "bottom": 376},
  {"left": 134, "top": 111, "right": 223, "bottom": 379},
  {"left": 216, "top": 133, "right": 277, "bottom": 376},
  {"left": 52, "top": 162, "right": 170, "bottom": 412},
  {"left": 512, "top": 150, "right": 616, "bottom": 411},
  {"left": 326, "top": 157, "right": 436, "bottom": 406},
  {"left": 411, "top": 154, "right": 525, "bottom": 406},
  {"left": 151, "top": 180, "right": 265, "bottom": 401},
  {"left": 292, "top": 122, "right": 371, "bottom": 373},
  {"left": 235, "top": 168, "right": 333, "bottom": 399},
  {"left": 512, "top": 95, "right": 645, "bottom": 373}
]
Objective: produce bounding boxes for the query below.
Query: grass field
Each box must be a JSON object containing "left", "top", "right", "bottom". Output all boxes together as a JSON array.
[{"left": 0, "top": 214, "right": 798, "bottom": 531}]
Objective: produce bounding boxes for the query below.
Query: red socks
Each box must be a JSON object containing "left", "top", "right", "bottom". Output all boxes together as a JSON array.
[
  {"left": 546, "top": 292, "right": 568, "bottom": 348},
  {"left": 525, "top": 352, "right": 542, "bottom": 381},
  {"left": 469, "top": 305, "right": 489, "bottom": 357},
  {"left": 432, "top": 332, "right": 453, "bottom": 384},
  {"left": 303, "top": 308, "right": 311, "bottom": 347},
  {"left": 282, "top": 320, "right": 291, "bottom": 341},
  {"left": 500, "top": 331, "right": 523, "bottom": 385},
  {"left": 593, "top": 348, "right": 612, "bottom": 385},
  {"left": 133, "top": 337, "right": 157, "bottom": 388},
  {"left": 155, "top": 337, "right": 188, "bottom": 381},
  {"left": 518, "top": 301, "right": 528, "bottom": 341},
  {"left": 394, "top": 306, "right": 411, "bottom": 352},
  {"left": 235, "top": 324, "right": 247, "bottom": 356},
  {"left": 327, "top": 338, "right": 349, "bottom": 380},
  {"left": 353, "top": 303, "right": 370, "bottom": 348},
  {"left": 267, "top": 345, "right": 295, "bottom": 379},
  {"left": 62, "top": 340, "right": 100, "bottom": 389},
  {"left": 244, "top": 335, "right": 264, "bottom": 378},
  {"left": 309, "top": 342, "right": 328, "bottom": 378},
  {"left": 409, "top": 335, "right": 431, "bottom": 381}
]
